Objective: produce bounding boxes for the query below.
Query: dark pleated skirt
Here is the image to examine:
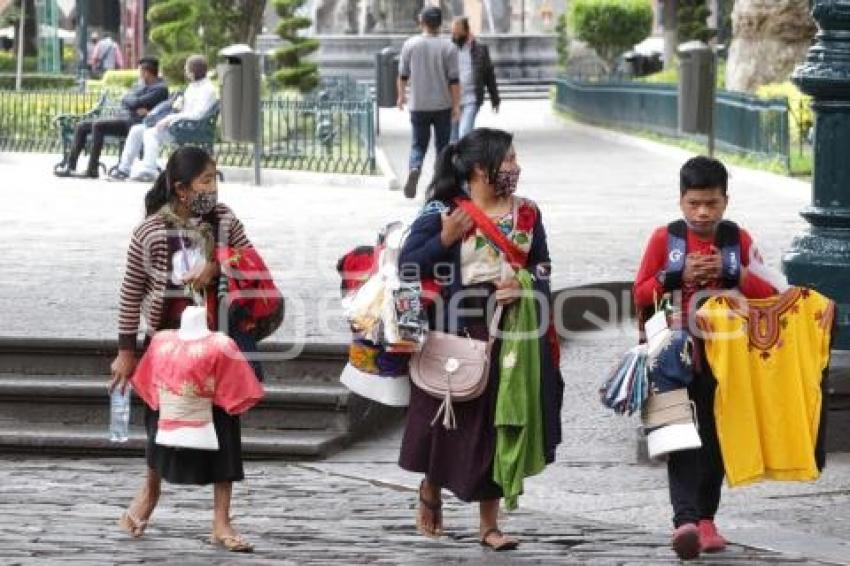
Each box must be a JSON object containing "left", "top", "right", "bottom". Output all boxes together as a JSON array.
[
  {"left": 398, "top": 308, "right": 504, "bottom": 503},
  {"left": 145, "top": 405, "right": 244, "bottom": 485}
]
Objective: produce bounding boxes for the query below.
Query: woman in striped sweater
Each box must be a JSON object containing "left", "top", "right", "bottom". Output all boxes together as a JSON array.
[{"left": 108, "top": 146, "right": 257, "bottom": 552}]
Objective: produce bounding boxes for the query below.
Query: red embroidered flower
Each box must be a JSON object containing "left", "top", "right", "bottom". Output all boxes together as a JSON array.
[{"left": 515, "top": 203, "right": 537, "bottom": 232}]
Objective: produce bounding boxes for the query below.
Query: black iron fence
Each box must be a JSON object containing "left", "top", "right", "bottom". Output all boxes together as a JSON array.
[
  {"left": 0, "top": 76, "right": 376, "bottom": 175},
  {"left": 554, "top": 78, "right": 790, "bottom": 169}
]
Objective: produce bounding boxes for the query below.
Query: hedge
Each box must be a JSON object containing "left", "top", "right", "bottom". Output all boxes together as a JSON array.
[{"left": 0, "top": 73, "right": 78, "bottom": 90}]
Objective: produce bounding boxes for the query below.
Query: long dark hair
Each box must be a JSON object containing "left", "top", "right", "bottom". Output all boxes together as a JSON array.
[
  {"left": 144, "top": 146, "right": 215, "bottom": 216},
  {"left": 426, "top": 128, "right": 514, "bottom": 204}
]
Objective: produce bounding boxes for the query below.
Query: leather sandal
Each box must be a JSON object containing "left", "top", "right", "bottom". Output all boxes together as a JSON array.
[
  {"left": 209, "top": 532, "right": 254, "bottom": 553},
  {"left": 117, "top": 511, "right": 148, "bottom": 538},
  {"left": 480, "top": 528, "right": 519, "bottom": 551},
  {"left": 416, "top": 479, "right": 443, "bottom": 538}
]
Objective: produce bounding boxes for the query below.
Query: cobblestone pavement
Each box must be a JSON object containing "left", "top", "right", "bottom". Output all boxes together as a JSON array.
[
  {"left": 307, "top": 327, "right": 850, "bottom": 565},
  {"left": 1, "top": 328, "right": 842, "bottom": 564},
  {"left": 0, "top": 457, "right": 832, "bottom": 565}
]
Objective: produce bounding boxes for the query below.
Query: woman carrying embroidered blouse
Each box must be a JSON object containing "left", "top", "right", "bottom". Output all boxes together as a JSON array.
[
  {"left": 398, "top": 128, "right": 564, "bottom": 550},
  {"left": 108, "top": 146, "right": 258, "bottom": 552}
]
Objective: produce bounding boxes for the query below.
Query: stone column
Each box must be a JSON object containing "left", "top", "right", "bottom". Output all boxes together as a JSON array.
[
  {"left": 784, "top": 0, "right": 850, "bottom": 348},
  {"left": 483, "top": 0, "right": 511, "bottom": 32}
]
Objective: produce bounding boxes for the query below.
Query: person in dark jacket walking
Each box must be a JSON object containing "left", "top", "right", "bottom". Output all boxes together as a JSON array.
[
  {"left": 450, "top": 17, "right": 500, "bottom": 142},
  {"left": 55, "top": 57, "right": 168, "bottom": 179}
]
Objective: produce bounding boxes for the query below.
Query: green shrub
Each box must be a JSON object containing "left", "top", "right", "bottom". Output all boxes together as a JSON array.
[
  {"left": 639, "top": 60, "right": 726, "bottom": 90},
  {"left": 555, "top": 13, "right": 569, "bottom": 70},
  {"left": 0, "top": 91, "right": 100, "bottom": 146},
  {"left": 0, "top": 52, "right": 38, "bottom": 72},
  {"left": 640, "top": 65, "right": 679, "bottom": 84},
  {"left": 0, "top": 73, "right": 78, "bottom": 90},
  {"left": 678, "top": 0, "right": 716, "bottom": 43},
  {"left": 568, "top": 0, "right": 653, "bottom": 72},
  {"left": 270, "top": 0, "right": 319, "bottom": 92},
  {"left": 147, "top": 0, "right": 201, "bottom": 83},
  {"left": 757, "top": 81, "right": 812, "bottom": 145},
  {"left": 102, "top": 69, "right": 139, "bottom": 89}
]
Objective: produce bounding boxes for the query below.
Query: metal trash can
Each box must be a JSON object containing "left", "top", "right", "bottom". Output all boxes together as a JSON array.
[
  {"left": 375, "top": 47, "right": 399, "bottom": 108},
  {"left": 678, "top": 41, "right": 715, "bottom": 135},
  {"left": 218, "top": 44, "right": 261, "bottom": 142}
]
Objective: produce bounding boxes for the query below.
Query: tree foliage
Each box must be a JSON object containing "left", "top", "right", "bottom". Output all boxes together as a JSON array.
[
  {"left": 568, "top": 0, "right": 653, "bottom": 72},
  {"left": 270, "top": 0, "right": 319, "bottom": 92},
  {"left": 146, "top": 0, "right": 267, "bottom": 84},
  {"left": 678, "top": 0, "right": 716, "bottom": 44}
]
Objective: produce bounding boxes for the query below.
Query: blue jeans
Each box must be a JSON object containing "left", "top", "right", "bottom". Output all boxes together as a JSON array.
[
  {"left": 450, "top": 103, "right": 480, "bottom": 143},
  {"left": 409, "top": 109, "right": 452, "bottom": 171}
]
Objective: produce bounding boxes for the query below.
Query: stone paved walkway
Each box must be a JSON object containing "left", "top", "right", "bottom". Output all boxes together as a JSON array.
[{"left": 0, "top": 457, "right": 830, "bottom": 565}]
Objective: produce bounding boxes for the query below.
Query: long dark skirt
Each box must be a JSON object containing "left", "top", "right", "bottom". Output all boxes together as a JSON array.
[{"left": 399, "top": 321, "right": 504, "bottom": 503}]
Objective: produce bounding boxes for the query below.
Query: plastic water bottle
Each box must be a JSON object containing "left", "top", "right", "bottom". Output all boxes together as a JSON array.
[{"left": 109, "top": 388, "right": 131, "bottom": 443}]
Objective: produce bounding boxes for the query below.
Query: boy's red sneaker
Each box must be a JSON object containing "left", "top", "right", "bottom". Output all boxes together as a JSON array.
[
  {"left": 698, "top": 519, "right": 728, "bottom": 553},
  {"left": 671, "top": 523, "right": 701, "bottom": 560}
]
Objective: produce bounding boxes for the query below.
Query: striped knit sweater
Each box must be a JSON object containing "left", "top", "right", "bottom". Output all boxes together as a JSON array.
[{"left": 117, "top": 203, "right": 251, "bottom": 350}]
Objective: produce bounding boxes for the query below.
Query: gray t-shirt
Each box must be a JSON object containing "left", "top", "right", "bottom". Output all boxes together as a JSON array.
[{"left": 399, "top": 34, "right": 459, "bottom": 112}]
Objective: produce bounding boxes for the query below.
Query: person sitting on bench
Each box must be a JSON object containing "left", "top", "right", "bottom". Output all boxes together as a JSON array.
[
  {"left": 109, "top": 55, "right": 217, "bottom": 182},
  {"left": 55, "top": 57, "right": 168, "bottom": 179}
]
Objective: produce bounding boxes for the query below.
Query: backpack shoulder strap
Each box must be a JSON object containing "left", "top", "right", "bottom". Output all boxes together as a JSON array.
[
  {"left": 663, "top": 220, "right": 688, "bottom": 291},
  {"left": 715, "top": 220, "right": 742, "bottom": 288}
]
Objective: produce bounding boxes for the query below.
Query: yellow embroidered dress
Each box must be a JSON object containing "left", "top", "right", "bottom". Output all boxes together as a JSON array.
[{"left": 697, "top": 287, "right": 834, "bottom": 486}]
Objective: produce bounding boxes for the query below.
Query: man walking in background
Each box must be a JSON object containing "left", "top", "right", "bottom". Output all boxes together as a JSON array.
[
  {"left": 450, "top": 16, "right": 500, "bottom": 142},
  {"left": 91, "top": 32, "right": 124, "bottom": 77},
  {"left": 397, "top": 5, "right": 460, "bottom": 199}
]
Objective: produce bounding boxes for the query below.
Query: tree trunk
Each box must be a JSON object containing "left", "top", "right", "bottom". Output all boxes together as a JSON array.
[
  {"left": 236, "top": 0, "right": 267, "bottom": 47},
  {"left": 725, "top": 0, "right": 816, "bottom": 93},
  {"left": 662, "top": 0, "right": 677, "bottom": 70}
]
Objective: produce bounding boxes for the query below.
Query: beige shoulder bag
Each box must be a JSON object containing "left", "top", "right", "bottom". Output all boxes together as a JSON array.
[{"left": 410, "top": 200, "right": 520, "bottom": 429}]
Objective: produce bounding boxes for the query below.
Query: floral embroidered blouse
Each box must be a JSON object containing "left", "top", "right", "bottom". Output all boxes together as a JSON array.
[
  {"left": 131, "top": 330, "right": 264, "bottom": 431},
  {"left": 460, "top": 197, "right": 536, "bottom": 285}
]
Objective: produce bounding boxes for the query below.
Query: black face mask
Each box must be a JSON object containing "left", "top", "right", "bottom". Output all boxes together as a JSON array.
[{"left": 453, "top": 35, "right": 468, "bottom": 47}]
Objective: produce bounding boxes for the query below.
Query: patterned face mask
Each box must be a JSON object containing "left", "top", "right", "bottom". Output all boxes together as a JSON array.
[
  {"left": 189, "top": 190, "right": 217, "bottom": 216},
  {"left": 494, "top": 167, "right": 521, "bottom": 196}
]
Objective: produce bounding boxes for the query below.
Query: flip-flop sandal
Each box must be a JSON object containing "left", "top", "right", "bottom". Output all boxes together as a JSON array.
[
  {"left": 209, "top": 533, "right": 254, "bottom": 553},
  {"left": 416, "top": 480, "right": 443, "bottom": 538},
  {"left": 118, "top": 511, "right": 148, "bottom": 538},
  {"left": 480, "top": 528, "right": 519, "bottom": 551}
]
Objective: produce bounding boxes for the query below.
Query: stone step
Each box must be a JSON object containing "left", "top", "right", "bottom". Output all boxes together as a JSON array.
[
  {"left": 0, "top": 337, "right": 348, "bottom": 383},
  {"left": 0, "top": 339, "right": 404, "bottom": 458},
  {"left": 0, "top": 374, "right": 352, "bottom": 431},
  {"left": 0, "top": 423, "right": 349, "bottom": 459}
]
